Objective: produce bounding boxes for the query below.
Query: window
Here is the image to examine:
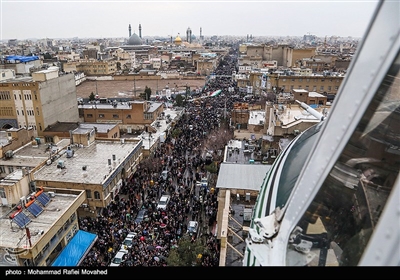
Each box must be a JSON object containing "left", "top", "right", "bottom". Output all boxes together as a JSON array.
[
  {"left": 0, "top": 188, "right": 6, "bottom": 198},
  {"left": 87, "top": 114, "right": 93, "bottom": 118},
  {"left": 8, "top": 166, "right": 14, "bottom": 173},
  {"left": 86, "top": 190, "right": 92, "bottom": 199},
  {"left": 113, "top": 114, "right": 119, "bottom": 118},
  {"left": 94, "top": 191, "right": 100, "bottom": 199},
  {"left": 126, "top": 114, "right": 131, "bottom": 119},
  {"left": 99, "top": 114, "right": 104, "bottom": 118}
]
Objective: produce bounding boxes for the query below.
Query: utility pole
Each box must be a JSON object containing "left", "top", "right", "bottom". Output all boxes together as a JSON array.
[{"left": 133, "top": 75, "right": 136, "bottom": 98}]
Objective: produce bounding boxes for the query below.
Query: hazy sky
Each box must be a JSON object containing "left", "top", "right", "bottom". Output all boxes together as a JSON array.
[{"left": 1, "top": 0, "right": 380, "bottom": 40}]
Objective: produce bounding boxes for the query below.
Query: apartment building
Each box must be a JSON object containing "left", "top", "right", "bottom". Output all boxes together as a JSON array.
[
  {"left": 245, "top": 71, "right": 344, "bottom": 95},
  {"left": 78, "top": 100, "right": 164, "bottom": 134},
  {"left": 0, "top": 136, "right": 71, "bottom": 189},
  {"left": 0, "top": 68, "right": 80, "bottom": 137},
  {"left": 0, "top": 187, "right": 91, "bottom": 266},
  {"left": 64, "top": 60, "right": 117, "bottom": 76},
  {"left": 33, "top": 133, "right": 143, "bottom": 217},
  {"left": 0, "top": 55, "right": 43, "bottom": 75}
]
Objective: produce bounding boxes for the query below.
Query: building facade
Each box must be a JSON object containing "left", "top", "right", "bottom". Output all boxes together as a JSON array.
[{"left": 0, "top": 70, "right": 80, "bottom": 137}]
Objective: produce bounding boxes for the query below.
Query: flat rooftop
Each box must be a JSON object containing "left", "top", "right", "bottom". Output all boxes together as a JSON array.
[
  {"left": 0, "top": 139, "right": 71, "bottom": 168},
  {"left": 0, "top": 191, "right": 79, "bottom": 251},
  {"left": 33, "top": 140, "right": 141, "bottom": 185},
  {"left": 276, "top": 104, "right": 326, "bottom": 125}
]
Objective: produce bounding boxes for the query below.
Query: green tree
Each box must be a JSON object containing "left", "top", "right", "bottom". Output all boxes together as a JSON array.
[
  {"left": 205, "top": 161, "right": 218, "bottom": 174},
  {"left": 89, "top": 92, "right": 95, "bottom": 101},
  {"left": 167, "top": 235, "right": 209, "bottom": 266},
  {"left": 171, "top": 128, "right": 182, "bottom": 138},
  {"left": 175, "top": 94, "right": 184, "bottom": 107},
  {"left": 144, "top": 86, "right": 152, "bottom": 100}
]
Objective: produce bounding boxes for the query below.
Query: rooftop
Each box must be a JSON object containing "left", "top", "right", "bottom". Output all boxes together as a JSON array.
[
  {"left": 0, "top": 190, "right": 81, "bottom": 253},
  {"left": 0, "top": 139, "right": 71, "bottom": 168},
  {"left": 33, "top": 140, "right": 141, "bottom": 185}
]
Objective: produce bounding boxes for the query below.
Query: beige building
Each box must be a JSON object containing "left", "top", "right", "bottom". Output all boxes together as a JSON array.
[
  {"left": 0, "top": 69, "right": 80, "bottom": 137},
  {"left": 267, "top": 72, "right": 344, "bottom": 94},
  {"left": 79, "top": 100, "right": 164, "bottom": 134},
  {"left": 63, "top": 59, "right": 117, "bottom": 76},
  {"left": 196, "top": 59, "right": 216, "bottom": 76},
  {"left": 0, "top": 137, "right": 71, "bottom": 193},
  {"left": 0, "top": 187, "right": 89, "bottom": 266},
  {"left": 33, "top": 133, "right": 143, "bottom": 217},
  {"left": 292, "top": 48, "right": 317, "bottom": 67},
  {"left": 42, "top": 122, "right": 120, "bottom": 144}
]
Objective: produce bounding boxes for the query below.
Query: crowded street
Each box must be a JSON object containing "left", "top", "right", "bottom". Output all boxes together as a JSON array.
[{"left": 78, "top": 48, "right": 253, "bottom": 267}]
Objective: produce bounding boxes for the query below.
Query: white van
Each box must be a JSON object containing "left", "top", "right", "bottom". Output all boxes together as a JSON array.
[{"left": 157, "top": 194, "right": 170, "bottom": 210}]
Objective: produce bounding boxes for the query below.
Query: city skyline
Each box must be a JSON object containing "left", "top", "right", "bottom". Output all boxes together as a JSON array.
[{"left": 1, "top": 0, "right": 379, "bottom": 41}]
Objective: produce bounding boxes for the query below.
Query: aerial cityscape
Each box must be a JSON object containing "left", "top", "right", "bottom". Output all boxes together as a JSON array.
[{"left": 0, "top": 0, "right": 398, "bottom": 272}]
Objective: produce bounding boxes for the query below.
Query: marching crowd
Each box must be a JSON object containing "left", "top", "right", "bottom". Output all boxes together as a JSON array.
[{"left": 78, "top": 51, "right": 243, "bottom": 267}]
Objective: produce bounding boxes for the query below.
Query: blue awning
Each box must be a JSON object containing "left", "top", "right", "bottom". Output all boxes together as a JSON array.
[
  {"left": 5, "top": 55, "right": 39, "bottom": 62},
  {"left": 52, "top": 230, "right": 97, "bottom": 266}
]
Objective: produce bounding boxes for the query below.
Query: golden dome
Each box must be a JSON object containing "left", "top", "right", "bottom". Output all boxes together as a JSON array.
[{"left": 174, "top": 36, "right": 182, "bottom": 42}]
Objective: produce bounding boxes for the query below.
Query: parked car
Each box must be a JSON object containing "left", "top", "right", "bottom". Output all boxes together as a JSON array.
[
  {"left": 135, "top": 208, "right": 148, "bottom": 223},
  {"left": 120, "top": 232, "right": 137, "bottom": 251},
  {"left": 109, "top": 251, "right": 126, "bottom": 267},
  {"left": 187, "top": 220, "right": 199, "bottom": 236}
]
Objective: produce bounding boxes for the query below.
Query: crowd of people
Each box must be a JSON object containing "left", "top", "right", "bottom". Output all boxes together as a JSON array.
[{"left": 78, "top": 49, "right": 244, "bottom": 267}]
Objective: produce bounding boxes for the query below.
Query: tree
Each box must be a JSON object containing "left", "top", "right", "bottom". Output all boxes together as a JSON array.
[
  {"left": 144, "top": 86, "right": 152, "bottom": 100},
  {"left": 89, "top": 92, "right": 95, "bottom": 101},
  {"left": 167, "top": 235, "right": 210, "bottom": 266},
  {"left": 171, "top": 128, "right": 182, "bottom": 139},
  {"left": 175, "top": 94, "right": 184, "bottom": 107}
]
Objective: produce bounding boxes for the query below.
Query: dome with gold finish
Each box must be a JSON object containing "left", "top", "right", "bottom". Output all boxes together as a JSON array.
[{"left": 174, "top": 34, "right": 182, "bottom": 45}]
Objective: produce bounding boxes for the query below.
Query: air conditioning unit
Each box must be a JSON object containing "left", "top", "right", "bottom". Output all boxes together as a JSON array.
[
  {"left": 48, "top": 191, "right": 55, "bottom": 198},
  {"left": 5, "top": 150, "right": 13, "bottom": 159},
  {"left": 57, "top": 160, "right": 65, "bottom": 169},
  {"left": 20, "top": 196, "right": 27, "bottom": 205}
]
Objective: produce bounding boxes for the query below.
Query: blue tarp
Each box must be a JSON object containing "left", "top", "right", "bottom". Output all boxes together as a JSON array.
[
  {"left": 5, "top": 55, "right": 39, "bottom": 63},
  {"left": 52, "top": 230, "right": 97, "bottom": 266}
]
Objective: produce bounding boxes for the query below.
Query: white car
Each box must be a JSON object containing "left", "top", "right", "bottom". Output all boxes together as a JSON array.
[
  {"left": 187, "top": 220, "right": 199, "bottom": 236},
  {"left": 109, "top": 251, "right": 126, "bottom": 267},
  {"left": 200, "top": 177, "right": 208, "bottom": 188},
  {"left": 120, "top": 232, "right": 137, "bottom": 251},
  {"left": 157, "top": 194, "right": 171, "bottom": 210}
]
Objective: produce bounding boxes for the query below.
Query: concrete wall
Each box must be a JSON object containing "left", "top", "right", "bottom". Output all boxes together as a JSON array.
[{"left": 38, "top": 74, "right": 80, "bottom": 136}]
